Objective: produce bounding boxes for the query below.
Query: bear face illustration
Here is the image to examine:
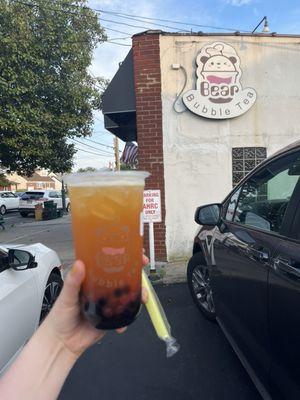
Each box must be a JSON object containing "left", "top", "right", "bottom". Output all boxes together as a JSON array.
[
  {"left": 200, "top": 54, "right": 237, "bottom": 72},
  {"left": 196, "top": 43, "right": 241, "bottom": 86},
  {"left": 96, "top": 225, "right": 129, "bottom": 273}
]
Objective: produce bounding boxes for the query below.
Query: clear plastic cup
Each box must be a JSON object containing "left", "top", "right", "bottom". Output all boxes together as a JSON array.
[{"left": 65, "top": 171, "right": 149, "bottom": 329}]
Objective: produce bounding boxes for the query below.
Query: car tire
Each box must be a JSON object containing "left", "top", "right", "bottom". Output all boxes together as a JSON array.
[
  {"left": 0, "top": 205, "right": 6, "bottom": 215},
  {"left": 66, "top": 203, "right": 71, "bottom": 213},
  {"left": 20, "top": 211, "right": 28, "bottom": 217},
  {"left": 187, "top": 252, "right": 216, "bottom": 321},
  {"left": 40, "top": 272, "right": 63, "bottom": 323}
]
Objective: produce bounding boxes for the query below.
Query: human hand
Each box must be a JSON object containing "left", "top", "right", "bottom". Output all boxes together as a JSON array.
[{"left": 44, "top": 255, "right": 149, "bottom": 359}]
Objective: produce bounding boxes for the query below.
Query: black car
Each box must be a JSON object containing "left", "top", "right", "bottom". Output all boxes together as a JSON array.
[{"left": 187, "top": 140, "right": 300, "bottom": 400}]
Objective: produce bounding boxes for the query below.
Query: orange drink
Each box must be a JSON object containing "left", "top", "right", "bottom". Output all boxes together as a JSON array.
[{"left": 65, "top": 171, "right": 149, "bottom": 329}]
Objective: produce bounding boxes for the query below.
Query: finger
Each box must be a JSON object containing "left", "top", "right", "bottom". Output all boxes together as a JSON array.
[
  {"left": 142, "top": 286, "right": 148, "bottom": 304},
  {"left": 57, "top": 260, "right": 85, "bottom": 308},
  {"left": 116, "top": 327, "right": 127, "bottom": 334},
  {"left": 142, "top": 254, "right": 149, "bottom": 266}
]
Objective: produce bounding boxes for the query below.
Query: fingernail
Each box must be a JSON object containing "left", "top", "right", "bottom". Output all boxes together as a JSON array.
[{"left": 70, "top": 263, "right": 78, "bottom": 275}]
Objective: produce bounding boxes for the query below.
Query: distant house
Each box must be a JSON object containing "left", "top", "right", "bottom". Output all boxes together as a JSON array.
[
  {"left": 36, "top": 170, "right": 62, "bottom": 190},
  {"left": 7, "top": 172, "right": 56, "bottom": 191}
]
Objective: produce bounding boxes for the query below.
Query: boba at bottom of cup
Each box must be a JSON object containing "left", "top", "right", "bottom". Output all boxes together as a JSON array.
[{"left": 82, "top": 294, "right": 141, "bottom": 330}]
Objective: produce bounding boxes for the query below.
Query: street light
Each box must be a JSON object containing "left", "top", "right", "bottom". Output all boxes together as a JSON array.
[
  {"left": 252, "top": 16, "right": 270, "bottom": 34},
  {"left": 262, "top": 18, "right": 270, "bottom": 33}
]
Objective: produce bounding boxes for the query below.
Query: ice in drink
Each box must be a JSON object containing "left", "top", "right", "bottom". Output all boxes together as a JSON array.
[{"left": 66, "top": 171, "right": 149, "bottom": 329}]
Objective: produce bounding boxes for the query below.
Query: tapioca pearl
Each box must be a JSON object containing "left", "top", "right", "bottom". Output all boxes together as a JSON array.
[
  {"left": 123, "top": 285, "right": 130, "bottom": 294},
  {"left": 97, "top": 297, "right": 108, "bottom": 307},
  {"left": 118, "top": 293, "right": 132, "bottom": 305},
  {"left": 122, "top": 307, "right": 133, "bottom": 318},
  {"left": 116, "top": 305, "right": 125, "bottom": 315},
  {"left": 102, "top": 307, "right": 113, "bottom": 318},
  {"left": 114, "top": 288, "right": 123, "bottom": 298},
  {"left": 114, "top": 285, "right": 131, "bottom": 298},
  {"left": 129, "top": 291, "right": 139, "bottom": 302},
  {"left": 128, "top": 300, "right": 139, "bottom": 312}
]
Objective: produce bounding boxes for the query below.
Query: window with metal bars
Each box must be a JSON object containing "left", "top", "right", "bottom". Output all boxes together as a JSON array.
[{"left": 232, "top": 147, "right": 267, "bottom": 187}]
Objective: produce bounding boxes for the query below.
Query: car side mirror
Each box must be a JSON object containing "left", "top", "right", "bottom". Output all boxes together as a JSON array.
[
  {"left": 8, "top": 249, "right": 38, "bottom": 271},
  {"left": 195, "top": 204, "right": 221, "bottom": 226}
]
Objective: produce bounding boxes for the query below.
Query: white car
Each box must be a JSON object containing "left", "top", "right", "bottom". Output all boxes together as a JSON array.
[
  {"left": 0, "top": 243, "right": 63, "bottom": 374},
  {"left": 0, "top": 191, "right": 20, "bottom": 215},
  {"left": 19, "top": 190, "right": 71, "bottom": 217}
]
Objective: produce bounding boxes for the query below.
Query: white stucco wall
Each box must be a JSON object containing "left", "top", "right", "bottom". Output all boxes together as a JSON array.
[{"left": 159, "top": 35, "right": 300, "bottom": 261}]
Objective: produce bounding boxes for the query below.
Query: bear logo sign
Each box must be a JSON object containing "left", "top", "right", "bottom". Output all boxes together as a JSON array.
[{"left": 182, "top": 42, "right": 257, "bottom": 119}]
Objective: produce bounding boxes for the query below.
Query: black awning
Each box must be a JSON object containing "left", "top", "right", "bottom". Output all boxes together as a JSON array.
[{"left": 102, "top": 49, "right": 137, "bottom": 141}]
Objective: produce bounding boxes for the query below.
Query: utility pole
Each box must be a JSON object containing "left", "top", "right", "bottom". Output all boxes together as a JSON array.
[
  {"left": 114, "top": 136, "right": 120, "bottom": 171},
  {"left": 61, "top": 178, "right": 66, "bottom": 214}
]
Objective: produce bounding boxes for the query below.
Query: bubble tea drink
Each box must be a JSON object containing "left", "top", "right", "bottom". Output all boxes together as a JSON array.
[{"left": 66, "top": 171, "right": 149, "bottom": 330}]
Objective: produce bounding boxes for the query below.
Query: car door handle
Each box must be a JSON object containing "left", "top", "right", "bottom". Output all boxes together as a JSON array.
[
  {"left": 248, "top": 248, "right": 270, "bottom": 262},
  {"left": 274, "top": 258, "right": 300, "bottom": 278}
]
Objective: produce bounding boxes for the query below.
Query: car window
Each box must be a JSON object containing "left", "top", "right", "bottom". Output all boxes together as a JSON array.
[
  {"left": 21, "top": 192, "right": 45, "bottom": 200},
  {"left": 56, "top": 191, "right": 62, "bottom": 198},
  {"left": 7, "top": 192, "right": 16, "bottom": 198},
  {"left": 224, "top": 187, "right": 242, "bottom": 221},
  {"left": 233, "top": 151, "right": 300, "bottom": 233},
  {"left": 49, "top": 191, "right": 58, "bottom": 198},
  {"left": 1, "top": 193, "right": 8, "bottom": 198}
]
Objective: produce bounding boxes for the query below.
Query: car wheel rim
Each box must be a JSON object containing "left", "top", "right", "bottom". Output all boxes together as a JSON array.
[
  {"left": 41, "top": 281, "right": 61, "bottom": 317},
  {"left": 192, "top": 265, "right": 215, "bottom": 314},
  {"left": 0, "top": 206, "right": 5, "bottom": 215}
]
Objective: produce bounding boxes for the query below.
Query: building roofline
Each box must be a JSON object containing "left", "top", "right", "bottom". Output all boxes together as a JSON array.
[{"left": 132, "top": 29, "right": 300, "bottom": 38}]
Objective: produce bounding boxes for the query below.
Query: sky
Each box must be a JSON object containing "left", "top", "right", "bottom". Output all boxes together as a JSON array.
[{"left": 73, "top": 0, "right": 300, "bottom": 170}]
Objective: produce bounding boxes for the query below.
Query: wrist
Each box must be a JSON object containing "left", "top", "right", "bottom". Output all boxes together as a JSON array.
[{"left": 41, "top": 319, "right": 79, "bottom": 365}]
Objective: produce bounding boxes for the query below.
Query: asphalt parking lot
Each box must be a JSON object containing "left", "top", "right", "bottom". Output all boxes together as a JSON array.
[
  {"left": 0, "top": 211, "right": 261, "bottom": 399},
  {"left": 1, "top": 210, "right": 33, "bottom": 229},
  {"left": 59, "top": 284, "right": 261, "bottom": 400}
]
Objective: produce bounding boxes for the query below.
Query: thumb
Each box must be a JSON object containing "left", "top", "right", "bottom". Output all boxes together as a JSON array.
[{"left": 58, "top": 260, "right": 85, "bottom": 308}]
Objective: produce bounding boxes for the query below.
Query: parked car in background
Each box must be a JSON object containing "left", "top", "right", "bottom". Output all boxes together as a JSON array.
[
  {"left": 0, "top": 243, "right": 63, "bottom": 374},
  {"left": 187, "top": 140, "right": 300, "bottom": 400},
  {"left": 19, "top": 190, "right": 70, "bottom": 217},
  {"left": 0, "top": 191, "right": 20, "bottom": 215}
]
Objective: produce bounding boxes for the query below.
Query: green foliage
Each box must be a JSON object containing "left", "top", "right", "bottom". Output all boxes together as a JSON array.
[
  {"left": 120, "top": 162, "right": 134, "bottom": 170},
  {"left": 0, "top": 173, "right": 10, "bottom": 187},
  {"left": 0, "top": 0, "right": 107, "bottom": 175},
  {"left": 77, "top": 166, "right": 97, "bottom": 173}
]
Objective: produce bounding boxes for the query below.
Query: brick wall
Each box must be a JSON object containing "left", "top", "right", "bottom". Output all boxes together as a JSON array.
[{"left": 132, "top": 32, "right": 167, "bottom": 261}]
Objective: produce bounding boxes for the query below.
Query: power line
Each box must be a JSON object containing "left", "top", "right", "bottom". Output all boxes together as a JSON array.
[
  {"left": 108, "top": 36, "right": 131, "bottom": 41},
  {"left": 92, "top": 131, "right": 110, "bottom": 137},
  {"left": 75, "top": 147, "right": 113, "bottom": 157},
  {"left": 83, "top": 137, "right": 122, "bottom": 152},
  {"left": 98, "top": 16, "right": 189, "bottom": 33},
  {"left": 72, "top": 138, "right": 114, "bottom": 155},
  {"left": 75, "top": 136, "right": 116, "bottom": 151},
  {"left": 10, "top": 0, "right": 249, "bottom": 33},
  {"left": 102, "top": 26, "right": 132, "bottom": 36},
  {"left": 104, "top": 41, "right": 131, "bottom": 47},
  {"left": 99, "top": 16, "right": 175, "bottom": 32},
  {"left": 98, "top": 9, "right": 250, "bottom": 33}
]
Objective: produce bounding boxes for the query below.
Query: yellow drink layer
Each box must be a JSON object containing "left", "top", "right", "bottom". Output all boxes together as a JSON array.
[{"left": 142, "top": 270, "right": 180, "bottom": 357}]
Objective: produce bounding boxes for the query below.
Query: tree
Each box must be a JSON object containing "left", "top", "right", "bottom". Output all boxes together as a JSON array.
[
  {"left": 0, "top": 0, "right": 107, "bottom": 175},
  {"left": 77, "top": 166, "right": 97, "bottom": 173},
  {"left": 0, "top": 173, "right": 10, "bottom": 187},
  {"left": 120, "top": 162, "right": 133, "bottom": 170}
]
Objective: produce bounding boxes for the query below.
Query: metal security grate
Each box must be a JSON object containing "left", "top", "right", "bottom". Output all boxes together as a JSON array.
[{"left": 232, "top": 147, "right": 267, "bottom": 187}]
